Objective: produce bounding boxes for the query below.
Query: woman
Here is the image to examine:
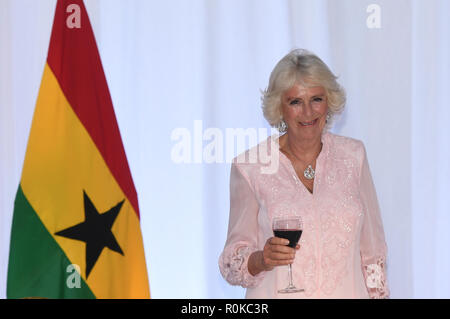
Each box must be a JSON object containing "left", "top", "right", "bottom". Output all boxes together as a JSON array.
[{"left": 218, "top": 49, "right": 389, "bottom": 298}]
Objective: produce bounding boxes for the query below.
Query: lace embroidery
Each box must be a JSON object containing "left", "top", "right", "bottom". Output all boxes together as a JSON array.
[
  {"left": 319, "top": 136, "right": 362, "bottom": 295},
  {"left": 365, "top": 264, "right": 382, "bottom": 288},
  {"left": 363, "top": 257, "right": 389, "bottom": 298},
  {"left": 219, "top": 244, "right": 264, "bottom": 288}
]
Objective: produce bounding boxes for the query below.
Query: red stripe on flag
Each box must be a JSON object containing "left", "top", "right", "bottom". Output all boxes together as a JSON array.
[{"left": 46, "top": 0, "right": 140, "bottom": 218}]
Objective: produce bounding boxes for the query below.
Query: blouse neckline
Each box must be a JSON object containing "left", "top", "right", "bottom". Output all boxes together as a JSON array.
[{"left": 272, "top": 132, "right": 330, "bottom": 196}]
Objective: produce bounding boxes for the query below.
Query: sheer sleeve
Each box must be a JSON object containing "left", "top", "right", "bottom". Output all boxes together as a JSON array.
[
  {"left": 359, "top": 144, "right": 390, "bottom": 299},
  {"left": 218, "top": 163, "right": 266, "bottom": 288}
]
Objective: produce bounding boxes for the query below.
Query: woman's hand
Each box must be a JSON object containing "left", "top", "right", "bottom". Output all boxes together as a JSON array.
[{"left": 248, "top": 237, "right": 300, "bottom": 276}]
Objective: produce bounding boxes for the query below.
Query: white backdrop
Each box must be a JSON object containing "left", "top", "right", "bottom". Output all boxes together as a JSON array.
[{"left": 1, "top": 0, "right": 449, "bottom": 298}]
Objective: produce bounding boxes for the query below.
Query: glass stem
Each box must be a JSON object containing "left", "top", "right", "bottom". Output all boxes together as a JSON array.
[{"left": 288, "top": 263, "right": 294, "bottom": 288}]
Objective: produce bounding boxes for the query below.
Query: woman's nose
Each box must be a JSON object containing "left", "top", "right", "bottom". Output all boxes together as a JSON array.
[{"left": 302, "top": 102, "right": 313, "bottom": 117}]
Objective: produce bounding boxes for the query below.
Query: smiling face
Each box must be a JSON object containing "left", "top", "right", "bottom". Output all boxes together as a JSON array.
[{"left": 281, "top": 84, "right": 328, "bottom": 142}]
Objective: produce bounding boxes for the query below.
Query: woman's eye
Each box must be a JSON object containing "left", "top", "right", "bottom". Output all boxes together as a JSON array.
[
  {"left": 289, "top": 99, "right": 301, "bottom": 105},
  {"left": 313, "top": 97, "right": 323, "bottom": 102}
]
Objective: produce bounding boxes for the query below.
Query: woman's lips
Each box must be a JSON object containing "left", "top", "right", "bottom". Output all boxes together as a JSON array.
[{"left": 299, "top": 118, "right": 318, "bottom": 126}]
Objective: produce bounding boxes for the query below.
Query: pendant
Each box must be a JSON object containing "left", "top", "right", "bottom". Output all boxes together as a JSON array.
[{"left": 304, "top": 165, "right": 315, "bottom": 180}]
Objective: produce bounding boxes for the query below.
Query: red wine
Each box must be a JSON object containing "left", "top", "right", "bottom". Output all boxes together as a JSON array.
[{"left": 273, "top": 229, "right": 302, "bottom": 248}]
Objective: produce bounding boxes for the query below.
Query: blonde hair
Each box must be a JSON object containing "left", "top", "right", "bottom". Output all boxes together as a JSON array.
[{"left": 261, "top": 49, "right": 346, "bottom": 130}]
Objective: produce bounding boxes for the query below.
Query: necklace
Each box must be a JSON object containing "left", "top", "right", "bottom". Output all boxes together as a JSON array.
[
  {"left": 281, "top": 142, "right": 322, "bottom": 180},
  {"left": 303, "top": 165, "right": 315, "bottom": 180}
]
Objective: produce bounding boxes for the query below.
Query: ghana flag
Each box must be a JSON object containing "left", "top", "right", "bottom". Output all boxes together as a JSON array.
[{"left": 7, "top": 0, "right": 150, "bottom": 298}]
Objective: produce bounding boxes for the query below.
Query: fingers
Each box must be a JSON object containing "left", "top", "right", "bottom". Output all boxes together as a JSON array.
[
  {"left": 262, "top": 252, "right": 293, "bottom": 268},
  {"left": 269, "top": 251, "right": 295, "bottom": 261},
  {"left": 269, "top": 237, "right": 290, "bottom": 246},
  {"left": 268, "top": 237, "right": 296, "bottom": 253},
  {"left": 262, "top": 237, "right": 299, "bottom": 269},
  {"left": 269, "top": 238, "right": 301, "bottom": 250}
]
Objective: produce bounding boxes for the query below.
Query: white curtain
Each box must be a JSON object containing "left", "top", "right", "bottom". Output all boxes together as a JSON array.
[{"left": 1, "top": 0, "right": 449, "bottom": 298}]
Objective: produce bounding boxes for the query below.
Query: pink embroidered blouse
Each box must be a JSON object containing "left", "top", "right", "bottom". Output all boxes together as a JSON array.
[{"left": 219, "top": 132, "right": 389, "bottom": 298}]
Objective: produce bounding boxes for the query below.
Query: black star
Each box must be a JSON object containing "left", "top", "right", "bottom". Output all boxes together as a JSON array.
[{"left": 55, "top": 191, "right": 125, "bottom": 278}]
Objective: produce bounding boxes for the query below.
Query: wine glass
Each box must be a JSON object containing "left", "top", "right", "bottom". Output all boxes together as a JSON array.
[{"left": 272, "top": 216, "right": 304, "bottom": 293}]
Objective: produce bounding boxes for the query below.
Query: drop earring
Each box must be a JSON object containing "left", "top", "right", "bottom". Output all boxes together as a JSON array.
[{"left": 278, "top": 120, "right": 288, "bottom": 133}]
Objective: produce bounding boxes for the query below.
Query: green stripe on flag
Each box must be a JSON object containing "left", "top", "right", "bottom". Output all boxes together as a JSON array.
[{"left": 7, "top": 185, "right": 95, "bottom": 299}]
